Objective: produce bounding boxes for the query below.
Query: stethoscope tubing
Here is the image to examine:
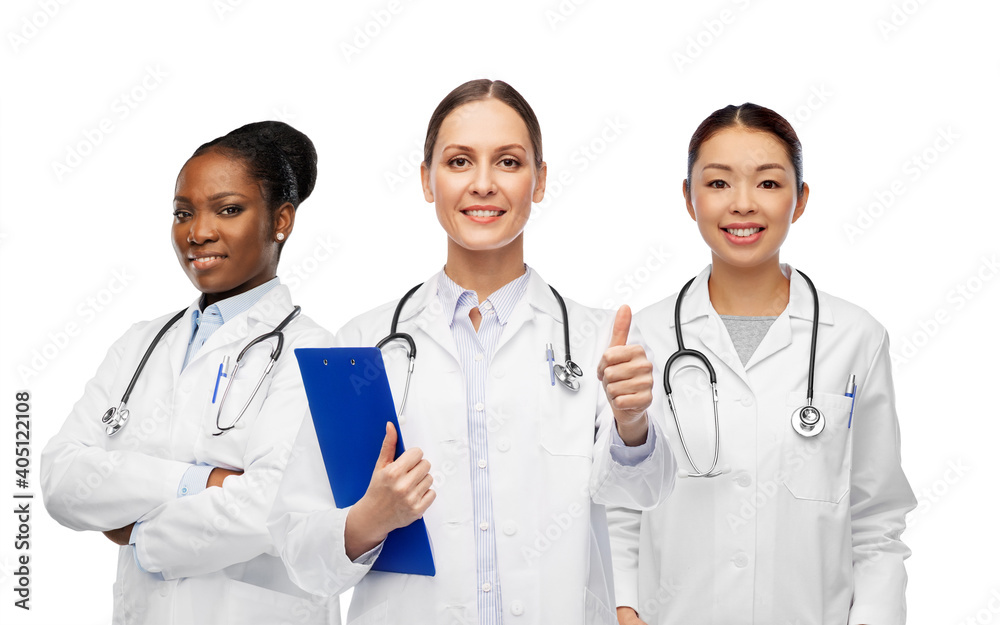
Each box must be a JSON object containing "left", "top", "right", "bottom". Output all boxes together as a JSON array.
[
  {"left": 377, "top": 280, "right": 582, "bottom": 418},
  {"left": 664, "top": 270, "right": 821, "bottom": 477}
]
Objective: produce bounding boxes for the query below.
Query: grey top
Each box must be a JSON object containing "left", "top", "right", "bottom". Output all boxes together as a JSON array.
[{"left": 720, "top": 315, "right": 778, "bottom": 366}]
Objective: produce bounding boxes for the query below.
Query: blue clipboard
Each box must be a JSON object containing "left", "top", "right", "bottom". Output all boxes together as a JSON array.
[{"left": 294, "top": 347, "right": 435, "bottom": 577}]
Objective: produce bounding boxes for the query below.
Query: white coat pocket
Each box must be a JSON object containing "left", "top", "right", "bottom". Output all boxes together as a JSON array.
[
  {"left": 347, "top": 600, "right": 388, "bottom": 625},
  {"left": 206, "top": 347, "right": 274, "bottom": 436},
  {"left": 539, "top": 356, "right": 594, "bottom": 458},
  {"left": 780, "top": 391, "right": 854, "bottom": 503},
  {"left": 221, "top": 578, "right": 330, "bottom": 625}
]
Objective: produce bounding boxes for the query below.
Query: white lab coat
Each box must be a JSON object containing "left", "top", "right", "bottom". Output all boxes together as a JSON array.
[
  {"left": 268, "top": 269, "right": 676, "bottom": 625},
  {"left": 608, "top": 264, "right": 916, "bottom": 625},
  {"left": 41, "top": 285, "right": 340, "bottom": 625}
]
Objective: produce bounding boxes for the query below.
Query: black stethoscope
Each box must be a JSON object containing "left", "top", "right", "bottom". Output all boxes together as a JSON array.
[
  {"left": 101, "top": 305, "right": 301, "bottom": 437},
  {"left": 663, "top": 269, "right": 823, "bottom": 478},
  {"left": 376, "top": 282, "right": 581, "bottom": 417}
]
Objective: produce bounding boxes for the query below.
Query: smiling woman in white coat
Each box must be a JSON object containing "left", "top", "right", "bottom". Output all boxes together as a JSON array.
[
  {"left": 41, "top": 121, "right": 339, "bottom": 625},
  {"left": 267, "top": 79, "right": 676, "bottom": 625},
  {"left": 609, "top": 104, "right": 917, "bottom": 625}
]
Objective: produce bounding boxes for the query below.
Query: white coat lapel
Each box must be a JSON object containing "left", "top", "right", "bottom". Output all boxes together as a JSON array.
[
  {"left": 675, "top": 266, "right": 751, "bottom": 386},
  {"left": 744, "top": 265, "right": 834, "bottom": 371},
  {"left": 494, "top": 270, "right": 560, "bottom": 358},
  {"left": 164, "top": 301, "right": 200, "bottom": 379},
  {"left": 400, "top": 278, "right": 461, "bottom": 366}
]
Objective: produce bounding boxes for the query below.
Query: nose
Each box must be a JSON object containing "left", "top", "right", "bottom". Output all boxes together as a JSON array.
[
  {"left": 730, "top": 184, "right": 757, "bottom": 215},
  {"left": 187, "top": 212, "right": 218, "bottom": 244},
  {"left": 469, "top": 165, "right": 496, "bottom": 197}
]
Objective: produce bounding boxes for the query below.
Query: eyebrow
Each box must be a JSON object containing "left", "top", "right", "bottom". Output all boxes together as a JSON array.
[
  {"left": 441, "top": 143, "right": 527, "bottom": 153},
  {"left": 173, "top": 191, "right": 249, "bottom": 203},
  {"left": 702, "top": 162, "right": 786, "bottom": 173}
]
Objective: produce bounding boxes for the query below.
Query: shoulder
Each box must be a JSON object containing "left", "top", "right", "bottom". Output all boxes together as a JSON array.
[
  {"left": 334, "top": 298, "right": 403, "bottom": 345},
  {"left": 126, "top": 307, "right": 191, "bottom": 342},
  {"left": 632, "top": 293, "right": 679, "bottom": 331},
  {"left": 820, "top": 290, "right": 887, "bottom": 343},
  {"left": 286, "top": 312, "right": 336, "bottom": 346},
  {"left": 819, "top": 291, "right": 886, "bottom": 336}
]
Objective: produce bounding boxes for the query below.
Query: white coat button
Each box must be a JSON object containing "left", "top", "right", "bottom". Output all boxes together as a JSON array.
[
  {"left": 475, "top": 402, "right": 485, "bottom": 411},
  {"left": 733, "top": 552, "right": 749, "bottom": 568},
  {"left": 475, "top": 353, "right": 484, "bottom": 362},
  {"left": 478, "top": 459, "right": 487, "bottom": 469},
  {"left": 503, "top": 521, "right": 517, "bottom": 536},
  {"left": 492, "top": 368, "right": 505, "bottom": 379},
  {"left": 510, "top": 600, "right": 524, "bottom": 616},
  {"left": 159, "top": 584, "right": 170, "bottom": 597},
  {"left": 482, "top": 582, "right": 492, "bottom": 592},
  {"left": 479, "top": 521, "right": 489, "bottom": 531},
  {"left": 736, "top": 473, "right": 751, "bottom": 488},
  {"left": 497, "top": 438, "right": 510, "bottom": 452},
  {"left": 740, "top": 395, "right": 754, "bottom": 407}
]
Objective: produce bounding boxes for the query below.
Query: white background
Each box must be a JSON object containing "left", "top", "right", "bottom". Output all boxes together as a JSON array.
[{"left": 1, "top": 1, "right": 998, "bottom": 623}]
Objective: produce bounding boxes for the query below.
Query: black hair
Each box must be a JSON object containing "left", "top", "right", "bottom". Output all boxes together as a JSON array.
[
  {"left": 687, "top": 103, "right": 804, "bottom": 195},
  {"left": 192, "top": 120, "right": 318, "bottom": 212}
]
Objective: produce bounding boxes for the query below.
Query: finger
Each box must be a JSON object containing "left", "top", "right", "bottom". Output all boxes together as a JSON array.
[
  {"left": 401, "top": 458, "right": 432, "bottom": 489},
  {"left": 601, "top": 358, "right": 653, "bottom": 385},
  {"left": 608, "top": 305, "right": 632, "bottom": 348},
  {"left": 416, "top": 487, "right": 436, "bottom": 515},
  {"left": 605, "top": 376, "right": 654, "bottom": 401},
  {"left": 391, "top": 447, "right": 425, "bottom": 473},
  {"left": 609, "top": 392, "right": 653, "bottom": 414},
  {"left": 377, "top": 422, "right": 398, "bottom": 467},
  {"left": 598, "top": 344, "right": 642, "bottom": 382},
  {"left": 415, "top": 472, "right": 434, "bottom": 495}
]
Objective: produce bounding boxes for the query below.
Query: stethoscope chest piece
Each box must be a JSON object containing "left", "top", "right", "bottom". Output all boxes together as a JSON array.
[
  {"left": 103, "top": 405, "right": 129, "bottom": 437},
  {"left": 553, "top": 360, "right": 583, "bottom": 392},
  {"left": 791, "top": 404, "right": 825, "bottom": 437}
]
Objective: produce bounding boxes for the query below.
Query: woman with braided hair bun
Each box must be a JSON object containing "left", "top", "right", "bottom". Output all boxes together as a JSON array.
[{"left": 41, "top": 121, "right": 341, "bottom": 624}]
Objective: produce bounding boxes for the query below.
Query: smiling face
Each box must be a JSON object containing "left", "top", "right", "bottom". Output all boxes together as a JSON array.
[
  {"left": 684, "top": 127, "right": 808, "bottom": 271},
  {"left": 172, "top": 149, "right": 293, "bottom": 306},
  {"left": 421, "top": 98, "right": 546, "bottom": 255}
]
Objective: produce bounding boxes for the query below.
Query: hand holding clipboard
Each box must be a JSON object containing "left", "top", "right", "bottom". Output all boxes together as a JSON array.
[
  {"left": 344, "top": 422, "right": 436, "bottom": 560},
  {"left": 294, "top": 347, "right": 436, "bottom": 576}
]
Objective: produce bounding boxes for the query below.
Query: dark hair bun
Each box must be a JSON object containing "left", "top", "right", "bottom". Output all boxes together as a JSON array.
[
  {"left": 240, "top": 121, "right": 317, "bottom": 202},
  {"left": 192, "top": 120, "right": 318, "bottom": 209}
]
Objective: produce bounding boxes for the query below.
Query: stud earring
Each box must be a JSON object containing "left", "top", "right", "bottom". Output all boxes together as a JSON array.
[{"left": 276, "top": 233, "right": 285, "bottom": 241}]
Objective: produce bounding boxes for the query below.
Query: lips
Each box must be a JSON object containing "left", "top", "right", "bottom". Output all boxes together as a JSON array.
[
  {"left": 188, "top": 252, "right": 227, "bottom": 271},
  {"left": 720, "top": 223, "right": 764, "bottom": 245},
  {"left": 461, "top": 205, "right": 507, "bottom": 223}
]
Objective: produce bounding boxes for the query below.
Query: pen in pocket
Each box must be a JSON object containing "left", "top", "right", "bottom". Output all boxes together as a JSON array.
[
  {"left": 213, "top": 356, "right": 230, "bottom": 404},
  {"left": 845, "top": 374, "right": 856, "bottom": 428}
]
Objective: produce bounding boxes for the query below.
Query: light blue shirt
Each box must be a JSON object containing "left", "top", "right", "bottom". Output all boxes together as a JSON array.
[
  {"left": 438, "top": 266, "right": 532, "bottom": 625},
  {"left": 435, "top": 267, "right": 655, "bottom": 622},
  {"left": 182, "top": 278, "right": 281, "bottom": 370},
  {"left": 130, "top": 278, "right": 282, "bottom": 565}
]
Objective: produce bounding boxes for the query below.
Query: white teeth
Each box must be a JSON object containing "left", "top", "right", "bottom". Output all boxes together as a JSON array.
[
  {"left": 466, "top": 209, "right": 503, "bottom": 217},
  {"left": 726, "top": 227, "right": 761, "bottom": 237},
  {"left": 193, "top": 256, "right": 223, "bottom": 262}
]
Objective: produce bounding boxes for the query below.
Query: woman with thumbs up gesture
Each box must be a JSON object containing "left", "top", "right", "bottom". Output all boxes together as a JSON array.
[{"left": 268, "top": 79, "right": 676, "bottom": 625}]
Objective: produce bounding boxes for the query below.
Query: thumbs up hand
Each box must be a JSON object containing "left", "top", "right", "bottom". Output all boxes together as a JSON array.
[
  {"left": 345, "top": 422, "right": 436, "bottom": 560},
  {"left": 597, "top": 306, "right": 653, "bottom": 446}
]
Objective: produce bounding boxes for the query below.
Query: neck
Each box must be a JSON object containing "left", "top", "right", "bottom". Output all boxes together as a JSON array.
[
  {"left": 707, "top": 255, "right": 789, "bottom": 316},
  {"left": 444, "top": 236, "right": 526, "bottom": 302}
]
